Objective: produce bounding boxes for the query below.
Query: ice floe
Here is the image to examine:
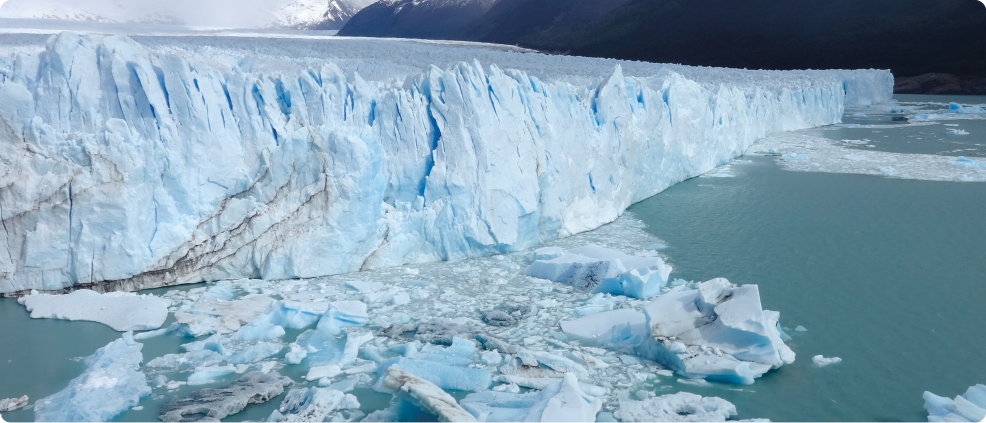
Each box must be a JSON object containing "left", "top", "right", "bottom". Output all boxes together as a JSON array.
[
  {"left": 0, "top": 396, "right": 28, "bottom": 412},
  {"left": 33, "top": 333, "right": 150, "bottom": 422},
  {"left": 812, "top": 355, "right": 842, "bottom": 367},
  {"left": 526, "top": 245, "right": 673, "bottom": 299},
  {"left": 614, "top": 392, "right": 739, "bottom": 422},
  {"left": 268, "top": 387, "right": 363, "bottom": 422},
  {"left": 561, "top": 278, "right": 794, "bottom": 384},
  {"left": 158, "top": 371, "right": 293, "bottom": 421},
  {"left": 461, "top": 373, "right": 601, "bottom": 422},
  {"left": 924, "top": 384, "right": 986, "bottom": 422},
  {"left": 752, "top": 128, "right": 986, "bottom": 182},
  {"left": 18, "top": 290, "right": 168, "bottom": 331}
]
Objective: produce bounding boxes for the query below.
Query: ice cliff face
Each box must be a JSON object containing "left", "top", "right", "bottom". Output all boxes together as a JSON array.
[{"left": 0, "top": 32, "right": 892, "bottom": 294}]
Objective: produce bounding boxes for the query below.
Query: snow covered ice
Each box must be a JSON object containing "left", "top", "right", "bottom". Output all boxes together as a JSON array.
[
  {"left": 17, "top": 289, "right": 168, "bottom": 331},
  {"left": 924, "top": 384, "right": 986, "bottom": 422},
  {"left": 0, "top": 31, "right": 890, "bottom": 294},
  {"left": 33, "top": 332, "right": 151, "bottom": 422}
]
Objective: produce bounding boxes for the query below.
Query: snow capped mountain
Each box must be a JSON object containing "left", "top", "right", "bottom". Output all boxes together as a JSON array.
[
  {"left": 0, "top": 0, "right": 373, "bottom": 29},
  {"left": 271, "top": 0, "right": 372, "bottom": 30}
]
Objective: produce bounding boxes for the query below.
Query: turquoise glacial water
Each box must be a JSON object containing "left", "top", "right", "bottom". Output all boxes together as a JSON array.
[
  {"left": 0, "top": 95, "right": 983, "bottom": 422},
  {"left": 628, "top": 155, "right": 986, "bottom": 421}
]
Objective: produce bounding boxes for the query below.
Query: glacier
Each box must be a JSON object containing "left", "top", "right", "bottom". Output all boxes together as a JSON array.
[{"left": 0, "top": 31, "right": 892, "bottom": 294}]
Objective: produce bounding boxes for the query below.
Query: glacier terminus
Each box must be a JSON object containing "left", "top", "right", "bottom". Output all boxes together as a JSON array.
[{"left": 0, "top": 32, "right": 892, "bottom": 295}]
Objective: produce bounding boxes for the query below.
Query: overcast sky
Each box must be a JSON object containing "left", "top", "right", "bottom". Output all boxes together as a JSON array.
[{"left": 0, "top": 0, "right": 377, "bottom": 27}]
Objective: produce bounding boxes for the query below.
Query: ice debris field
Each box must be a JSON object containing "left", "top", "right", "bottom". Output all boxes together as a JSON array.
[
  {"left": 751, "top": 100, "right": 986, "bottom": 182},
  {"left": 0, "top": 31, "right": 891, "bottom": 294},
  {"left": 6, "top": 216, "right": 809, "bottom": 422}
]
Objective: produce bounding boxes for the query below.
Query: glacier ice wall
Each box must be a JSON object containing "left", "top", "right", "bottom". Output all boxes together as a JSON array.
[{"left": 0, "top": 32, "right": 893, "bottom": 294}]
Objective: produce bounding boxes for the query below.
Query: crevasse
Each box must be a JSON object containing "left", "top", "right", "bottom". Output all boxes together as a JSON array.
[{"left": 0, "top": 32, "right": 892, "bottom": 294}]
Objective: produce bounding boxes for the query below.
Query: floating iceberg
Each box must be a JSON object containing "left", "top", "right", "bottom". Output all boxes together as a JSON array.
[
  {"left": 173, "top": 293, "right": 275, "bottom": 337},
  {"left": 267, "top": 387, "right": 362, "bottom": 422},
  {"left": 638, "top": 278, "right": 795, "bottom": 383},
  {"left": 18, "top": 289, "right": 168, "bottom": 331},
  {"left": 944, "top": 103, "right": 986, "bottom": 115},
  {"left": 159, "top": 371, "right": 293, "bottom": 421},
  {"left": 0, "top": 31, "right": 890, "bottom": 294},
  {"left": 0, "top": 395, "right": 28, "bottom": 412},
  {"left": 614, "top": 392, "right": 738, "bottom": 422},
  {"left": 33, "top": 333, "right": 151, "bottom": 422},
  {"left": 461, "top": 373, "right": 601, "bottom": 422},
  {"left": 924, "top": 384, "right": 986, "bottom": 422},
  {"left": 812, "top": 355, "right": 842, "bottom": 367},
  {"left": 525, "top": 245, "right": 672, "bottom": 299},
  {"left": 145, "top": 350, "right": 224, "bottom": 372},
  {"left": 377, "top": 366, "right": 477, "bottom": 422},
  {"left": 561, "top": 278, "right": 794, "bottom": 384},
  {"left": 375, "top": 358, "right": 492, "bottom": 392}
]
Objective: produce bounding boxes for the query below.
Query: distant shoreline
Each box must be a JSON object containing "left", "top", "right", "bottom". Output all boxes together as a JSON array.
[{"left": 895, "top": 73, "right": 986, "bottom": 95}]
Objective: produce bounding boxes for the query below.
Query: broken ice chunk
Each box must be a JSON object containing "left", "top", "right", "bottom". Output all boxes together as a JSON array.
[
  {"left": 33, "top": 333, "right": 151, "bottom": 422},
  {"left": 232, "top": 309, "right": 286, "bottom": 341},
  {"left": 146, "top": 350, "right": 224, "bottom": 372},
  {"left": 560, "top": 309, "right": 647, "bottom": 348},
  {"left": 637, "top": 278, "right": 795, "bottom": 384},
  {"left": 374, "top": 358, "right": 492, "bottom": 392},
  {"left": 378, "top": 366, "right": 478, "bottom": 422},
  {"left": 187, "top": 365, "right": 237, "bottom": 385},
  {"left": 812, "top": 355, "right": 842, "bottom": 367},
  {"left": 268, "top": 387, "right": 361, "bottom": 422},
  {"left": 525, "top": 245, "right": 672, "bottom": 299},
  {"left": 614, "top": 392, "right": 738, "bottom": 422},
  {"left": 159, "top": 371, "right": 293, "bottom": 421},
  {"left": 226, "top": 342, "right": 283, "bottom": 364},
  {"left": 316, "top": 301, "right": 369, "bottom": 335},
  {"left": 0, "top": 395, "right": 28, "bottom": 412},
  {"left": 18, "top": 290, "right": 168, "bottom": 331},
  {"left": 175, "top": 294, "right": 275, "bottom": 337},
  {"left": 924, "top": 384, "right": 986, "bottom": 422},
  {"left": 461, "top": 373, "right": 601, "bottom": 422}
]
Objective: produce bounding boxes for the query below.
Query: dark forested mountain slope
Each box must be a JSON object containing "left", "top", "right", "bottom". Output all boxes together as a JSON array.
[
  {"left": 338, "top": 0, "right": 497, "bottom": 39},
  {"left": 339, "top": 0, "right": 986, "bottom": 79}
]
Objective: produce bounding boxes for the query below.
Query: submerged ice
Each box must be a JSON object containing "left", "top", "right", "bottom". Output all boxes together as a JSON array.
[
  {"left": 33, "top": 333, "right": 150, "bottom": 422},
  {"left": 0, "top": 31, "right": 890, "bottom": 294}
]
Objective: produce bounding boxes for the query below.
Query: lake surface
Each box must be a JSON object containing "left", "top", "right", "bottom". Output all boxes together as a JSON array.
[
  {"left": 627, "top": 95, "right": 986, "bottom": 420},
  {"left": 0, "top": 95, "right": 983, "bottom": 422}
]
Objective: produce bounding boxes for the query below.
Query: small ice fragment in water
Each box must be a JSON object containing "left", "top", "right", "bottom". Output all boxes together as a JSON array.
[
  {"left": 948, "top": 129, "right": 970, "bottom": 135},
  {"left": 795, "top": 326, "right": 808, "bottom": 332},
  {"left": 782, "top": 153, "right": 808, "bottom": 160},
  {"left": 812, "top": 355, "right": 842, "bottom": 367},
  {"left": 0, "top": 395, "right": 28, "bottom": 412}
]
